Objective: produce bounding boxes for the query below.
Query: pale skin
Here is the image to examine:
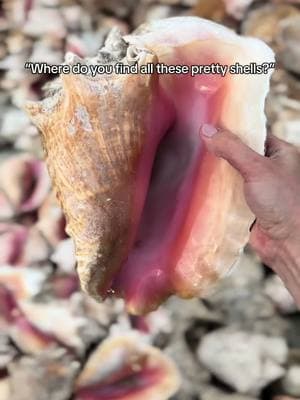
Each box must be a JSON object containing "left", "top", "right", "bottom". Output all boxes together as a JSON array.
[{"left": 200, "top": 124, "right": 300, "bottom": 306}]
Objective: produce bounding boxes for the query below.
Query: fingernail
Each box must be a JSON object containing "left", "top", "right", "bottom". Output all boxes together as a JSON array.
[
  {"left": 200, "top": 124, "right": 218, "bottom": 138},
  {"left": 249, "top": 219, "right": 256, "bottom": 232}
]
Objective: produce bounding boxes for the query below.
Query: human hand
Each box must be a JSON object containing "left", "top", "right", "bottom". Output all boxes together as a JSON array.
[{"left": 200, "top": 124, "right": 300, "bottom": 304}]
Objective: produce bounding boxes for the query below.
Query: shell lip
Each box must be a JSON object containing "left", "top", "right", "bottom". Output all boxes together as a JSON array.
[{"left": 102, "top": 18, "right": 273, "bottom": 314}]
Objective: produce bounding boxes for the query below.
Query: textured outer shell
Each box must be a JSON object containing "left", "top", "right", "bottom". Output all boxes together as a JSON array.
[{"left": 26, "top": 58, "right": 157, "bottom": 300}]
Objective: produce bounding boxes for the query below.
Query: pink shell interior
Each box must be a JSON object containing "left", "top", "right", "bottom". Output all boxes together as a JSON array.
[
  {"left": 76, "top": 367, "right": 162, "bottom": 400},
  {"left": 112, "top": 48, "right": 227, "bottom": 312}
]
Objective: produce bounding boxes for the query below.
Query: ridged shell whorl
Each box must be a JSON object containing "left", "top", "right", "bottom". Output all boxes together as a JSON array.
[{"left": 26, "top": 33, "right": 158, "bottom": 299}]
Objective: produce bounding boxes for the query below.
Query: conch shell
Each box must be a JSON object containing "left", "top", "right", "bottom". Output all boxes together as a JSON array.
[
  {"left": 75, "top": 333, "right": 181, "bottom": 400},
  {"left": 26, "top": 17, "right": 274, "bottom": 315}
]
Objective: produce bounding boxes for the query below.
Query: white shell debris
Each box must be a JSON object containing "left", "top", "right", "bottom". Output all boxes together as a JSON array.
[{"left": 198, "top": 328, "right": 288, "bottom": 395}]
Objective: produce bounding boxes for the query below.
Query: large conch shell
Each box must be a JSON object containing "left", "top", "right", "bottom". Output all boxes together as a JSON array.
[{"left": 26, "top": 17, "right": 274, "bottom": 315}]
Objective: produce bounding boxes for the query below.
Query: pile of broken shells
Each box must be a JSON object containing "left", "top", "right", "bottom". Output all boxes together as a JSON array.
[{"left": 0, "top": 0, "right": 300, "bottom": 399}]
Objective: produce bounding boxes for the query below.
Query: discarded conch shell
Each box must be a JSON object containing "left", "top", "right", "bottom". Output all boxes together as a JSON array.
[
  {"left": 0, "top": 265, "right": 48, "bottom": 300},
  {"left": 0, "top": 223, "right": 50, "bottom": 267},
  {"left": 37, "top": 192, "right": 67, "bottom": 247},
  {"left": 8, "top": 349, "right": 79, "bottom": 400},
  {"left": 0, "top": 154, "right": 51, "bottom": 220},
  {"left": 193, "top": 0, "right": 226, "bottom": 23},
  {"left": 75, "top": 334, "right": 181, "bottom": 400},
  {"left": 18, "top": 299, "right": 102, "bottom": 356},
  {"left": 241, "top": 4, "right": 299, "bottom": 46},
  {"left": 0, "top": 285, "right": 66, "bottom": 354},
  {"left": 26, "top": 17, "right": 274, "bottom": 314},
  {"left": 222, "top": 0, "right": 254, "bottom": 20}
]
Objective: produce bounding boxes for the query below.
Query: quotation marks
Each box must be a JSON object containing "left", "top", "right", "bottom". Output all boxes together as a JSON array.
[{"left": 24, "top": 61, "right": 276, "bottom": 77}]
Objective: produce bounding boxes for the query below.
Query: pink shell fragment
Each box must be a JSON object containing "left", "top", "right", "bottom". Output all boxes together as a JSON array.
[{"left": 0, "top": 154, "right": 50, "bottom": 220}]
